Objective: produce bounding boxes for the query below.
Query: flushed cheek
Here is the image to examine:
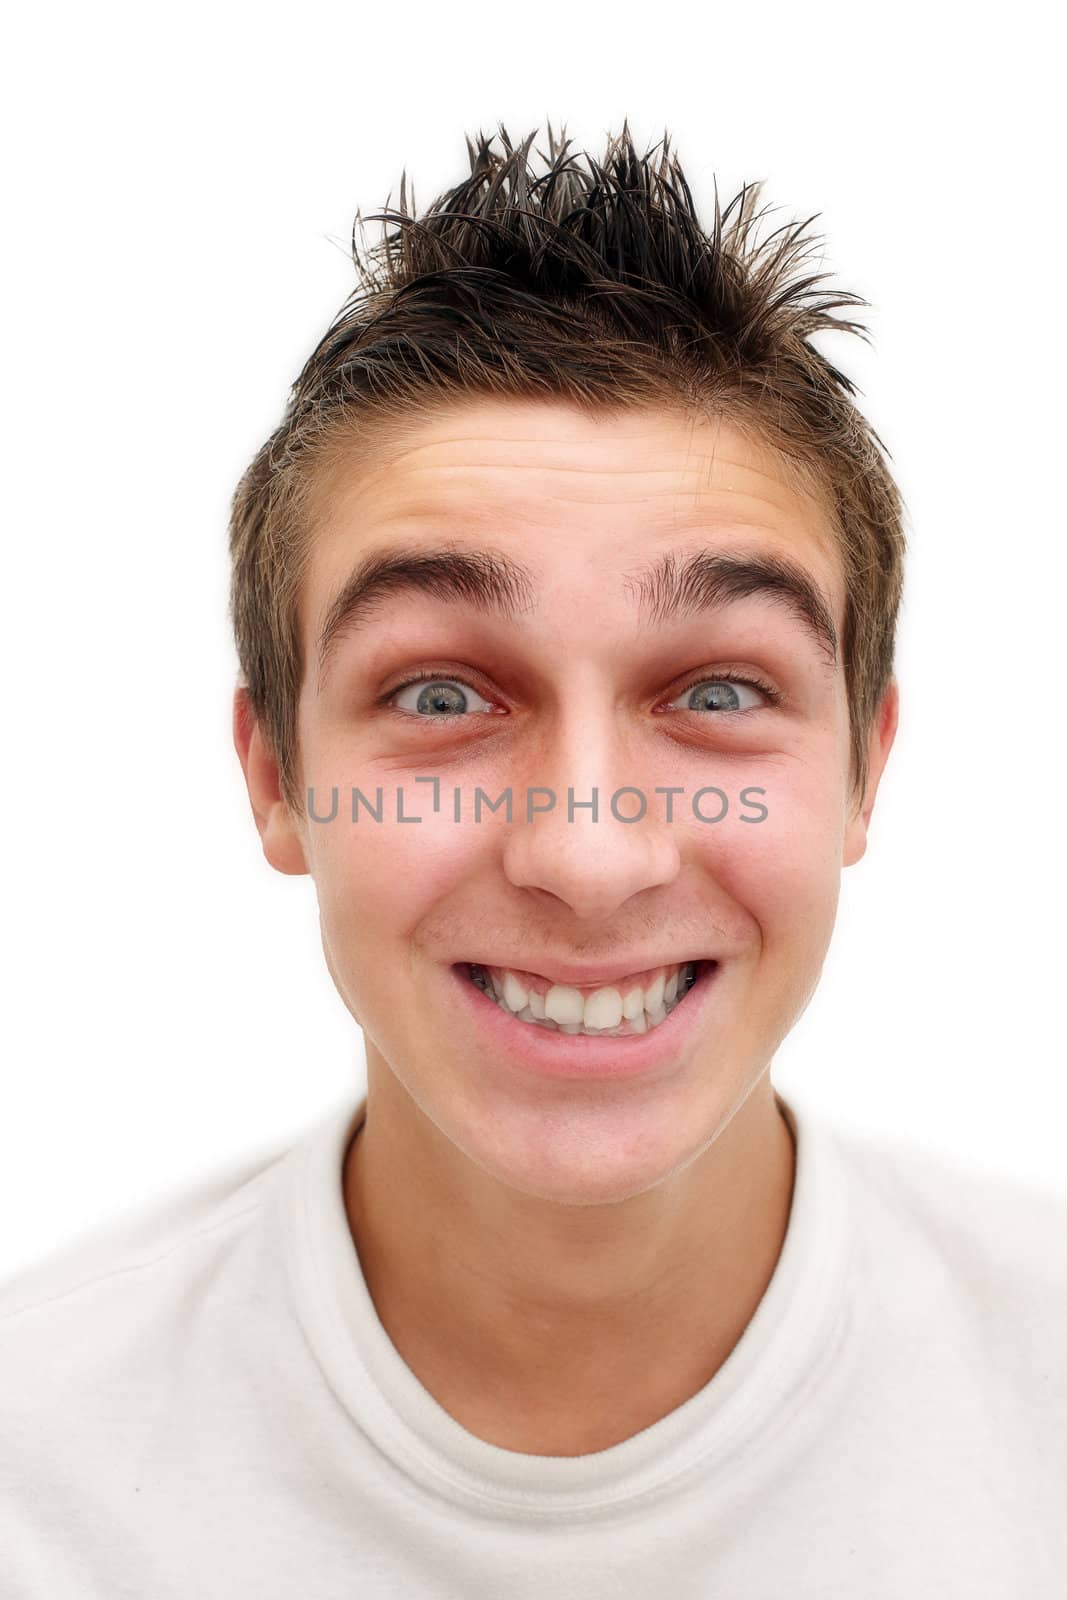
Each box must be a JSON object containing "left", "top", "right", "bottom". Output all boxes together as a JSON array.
[
  {"left": 308, "top": 810, "right": 488, "bottom": 1001},
  {"left": 698, "top": 789, "right": 843, "bottom": 973}
]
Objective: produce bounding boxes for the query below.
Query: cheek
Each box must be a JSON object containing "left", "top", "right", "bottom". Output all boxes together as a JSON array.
[
  {"left": 698, "top": 770, "right": 844, "bottom": 958},
  {"left": 299, "top": 708, "right": 473, "bottom": 945},
  {"left": 308, "top": 805, "right": 487, "bottom": 981}
]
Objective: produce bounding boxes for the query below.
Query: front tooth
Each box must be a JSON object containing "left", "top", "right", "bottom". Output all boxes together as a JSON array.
[
  {"left": 502, "top": 971, "right": 529, "bottom": 1013},
  {"left": 490, "top": 968, "right": 688, "bottom": 1035},
  {"left": 644, "top": 973, "right": 665, "bottom": 1013},
  {"left": 583, "top": 988, "right": 622, "bottom": 1029},
  {"left": 544, "top": 985, "right": 586, "bottom": 1025}
]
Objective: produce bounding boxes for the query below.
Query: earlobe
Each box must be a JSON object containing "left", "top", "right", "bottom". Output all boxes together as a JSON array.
[
  {"left": 232, "top": 684, "right": 309, "bottom": 877},
  {"left": 842, "top": 678, "right": 900, "bottom": 868}
]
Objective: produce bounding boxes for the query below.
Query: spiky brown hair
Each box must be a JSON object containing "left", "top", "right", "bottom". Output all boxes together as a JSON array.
[{"left": 229, "top": 120, "right": 905, "bottom": 814}]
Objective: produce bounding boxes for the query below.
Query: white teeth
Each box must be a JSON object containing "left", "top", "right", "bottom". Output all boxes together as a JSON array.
[
  {"left": 544, "top": 985, "right": 586, "bottom": 1026},
  {"left": 502, "top": 971, "right": 529, "bottom": 1013},
  {"left": 583, "top": 987, "right": 623, "bottom": 1029},
  {"left": 470, "top": 960, "right": 703, "bottom": 1038},
  {"left": 622, "top": 985, "right": 644, "bottom": 1020}
]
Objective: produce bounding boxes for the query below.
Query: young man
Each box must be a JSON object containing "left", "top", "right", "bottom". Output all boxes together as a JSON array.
[{"left": 2, "top": 125, "right": 1064, "bottom": 1595}]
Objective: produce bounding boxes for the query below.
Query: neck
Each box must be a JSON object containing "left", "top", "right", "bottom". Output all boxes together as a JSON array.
[{"left": 343, "top": 1071, "right": 797, "bottom": 1457}]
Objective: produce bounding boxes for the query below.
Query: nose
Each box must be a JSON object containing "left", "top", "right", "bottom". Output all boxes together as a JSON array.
[{"left": 500, "top": 709, "right": 682, "bottom": 923}]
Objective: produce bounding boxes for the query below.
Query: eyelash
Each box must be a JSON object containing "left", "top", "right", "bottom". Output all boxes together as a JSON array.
[
  {"left": 376, "top": 669, "right": 494, "bottom": 712},
  {"left": 378, "top": 668, "right": 782, "bottom": 714},
  {"left": 672, "top": 669, "right": 781, "bottom": 710}
]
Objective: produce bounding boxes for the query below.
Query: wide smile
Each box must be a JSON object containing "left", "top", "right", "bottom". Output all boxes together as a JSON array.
[
  {"left": 467, "top": 958, "right": 707, "bottom": 1036},
  {"left": 450, "top": 957, "right": 720, "bottom": 1082}
]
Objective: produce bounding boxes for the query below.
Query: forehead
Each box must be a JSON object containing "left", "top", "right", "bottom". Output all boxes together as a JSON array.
[{"left": 298, "top": 399, "right": 846, "bottom": 650}]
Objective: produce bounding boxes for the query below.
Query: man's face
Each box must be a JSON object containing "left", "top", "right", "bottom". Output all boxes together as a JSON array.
[{"left": 244, "top": 399, "right": 896, "bottom": 1203}]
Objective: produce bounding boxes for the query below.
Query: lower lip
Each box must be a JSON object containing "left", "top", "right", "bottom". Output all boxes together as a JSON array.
[{"left": 449, "top": 960, "right": 720, "bottom": 1082}]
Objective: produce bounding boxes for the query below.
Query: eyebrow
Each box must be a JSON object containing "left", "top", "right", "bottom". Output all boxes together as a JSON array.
[
  {"left": 628, "top": 545, "right": 839, "bottom": 665},
  {"left": 316, "top": 541, "right": 838, "bottom": 688},
  {"left": 317, "top": 545, "right": 536, "bottom": 689}
]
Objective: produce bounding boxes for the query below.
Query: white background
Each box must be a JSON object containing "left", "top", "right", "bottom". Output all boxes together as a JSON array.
[{"left": 2, "top": 2, "right": 1063, "bottom": 1280}]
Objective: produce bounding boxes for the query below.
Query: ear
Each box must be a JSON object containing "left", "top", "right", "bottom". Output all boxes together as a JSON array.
[
  {"left": 232, "top": 684, "right": 309, "bottom": 876},
  {"left": 843, "top": 677, "right": 899, "bottom": 868}
]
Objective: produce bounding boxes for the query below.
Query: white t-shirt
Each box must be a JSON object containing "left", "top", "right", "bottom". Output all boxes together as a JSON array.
[{"left": 1, "top": 1087, "right": 1064, "bottom": 1598}]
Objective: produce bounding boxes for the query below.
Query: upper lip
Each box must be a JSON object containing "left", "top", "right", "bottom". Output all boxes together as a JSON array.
[{"left": 460, "top": 955, "right": 713, "bottom": 989}]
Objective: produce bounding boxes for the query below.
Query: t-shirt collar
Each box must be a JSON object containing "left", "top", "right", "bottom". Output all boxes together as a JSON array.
[{"left": 277, "top": 1084, "right": 854, "bottom": 1519}]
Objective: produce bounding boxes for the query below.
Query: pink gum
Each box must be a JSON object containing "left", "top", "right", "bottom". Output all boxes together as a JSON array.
[{"left": 482, "top": 961, "right": 685, "bottom": 999}]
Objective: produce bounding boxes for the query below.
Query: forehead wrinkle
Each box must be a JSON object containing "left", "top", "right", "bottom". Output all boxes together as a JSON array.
[
  {"left": 354, "top": 407, "right": 797, "bottom": 483},
  {"left": 382, "top": 451, "right": 798, "bottom": 486},
  {"left": 362, "top": 475, "right": 819, "bottom": 533}
]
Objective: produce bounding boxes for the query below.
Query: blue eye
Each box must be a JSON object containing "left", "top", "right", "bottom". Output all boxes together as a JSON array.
[
  {"left": 389, "top": 677, "right": 495, "bottom": 717},
  {"left": 670, "top": 675, "right": 776, "bottom": 713}
]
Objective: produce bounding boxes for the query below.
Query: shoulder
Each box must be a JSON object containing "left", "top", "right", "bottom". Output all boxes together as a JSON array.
[
  {"left": 0, "top": 1113, "right": 337, "bottom": 1583},
  {"left": 0, "top": 1122, "right": 300, "bottom": 1385},
  {"left": 825, "top": 1115, "right": 1067, "bottom": 1366},
  {"left": 833, "top": 1120, "right": 1067, "bottom": 1277}
]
